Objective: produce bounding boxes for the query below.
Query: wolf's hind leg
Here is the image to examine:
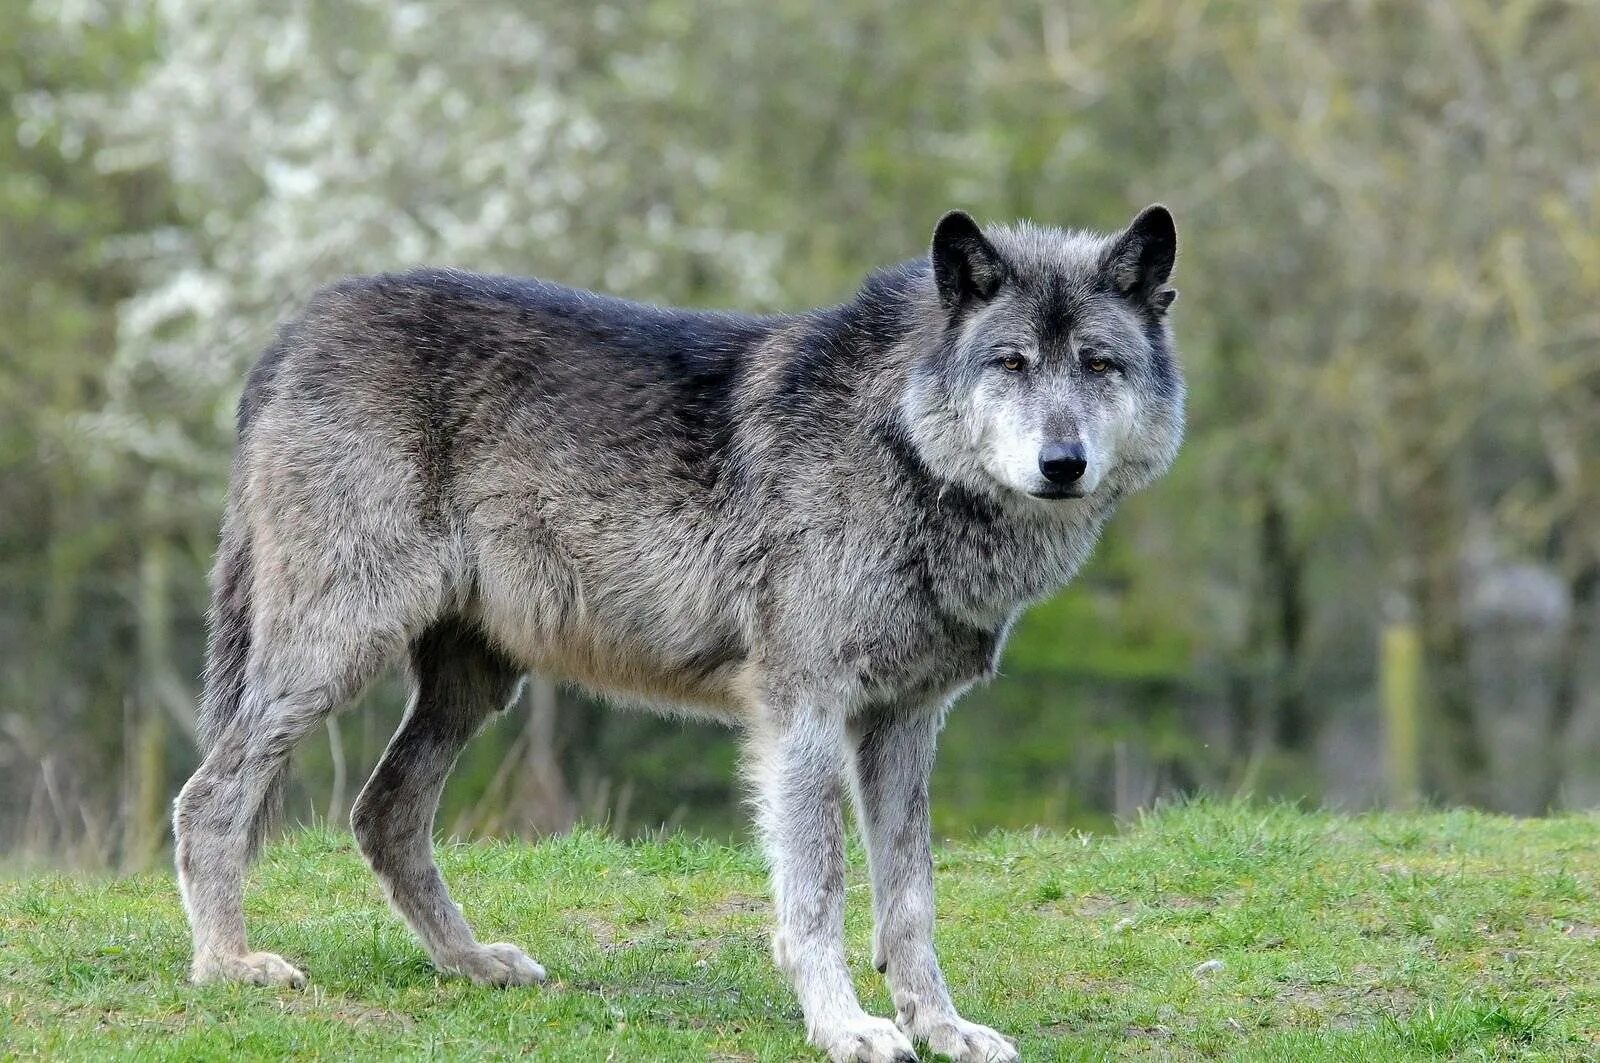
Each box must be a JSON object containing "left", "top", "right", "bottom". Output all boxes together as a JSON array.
[
  {"left": 175, "top": 629, "right": 396, "bottom": 988},
  {"left": 352, "top": 619, "right": 544, "bottom": 987}
]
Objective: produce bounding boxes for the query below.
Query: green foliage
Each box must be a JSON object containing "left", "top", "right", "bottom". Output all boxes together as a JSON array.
[
  {"left": 7, "top": 804, "right": 1600, "bottom": 1059},
  {"left": 1005, "top": 530, "right": 1195, "bottom": 682}
]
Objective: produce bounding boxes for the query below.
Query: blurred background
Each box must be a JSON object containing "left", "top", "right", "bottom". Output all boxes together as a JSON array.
[{"left": 3, "top": 0, "right": 1598, "bottom": 867}]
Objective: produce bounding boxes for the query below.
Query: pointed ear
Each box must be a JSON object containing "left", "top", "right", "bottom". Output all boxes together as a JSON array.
[
  {"left": 1103, "top": 204, "right": 1177, "bottom": 310},
  {"left": 931, "top": 210, "right": 1005, "bottom": 312}
]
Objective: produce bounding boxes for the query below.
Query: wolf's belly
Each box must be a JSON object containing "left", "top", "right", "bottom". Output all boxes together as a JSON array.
[
  {"left": 518, "top": 626, "right": 754, "bottom": 720},
  {"left": 466, "top": 567, "right": 756, "bottom": 721}
]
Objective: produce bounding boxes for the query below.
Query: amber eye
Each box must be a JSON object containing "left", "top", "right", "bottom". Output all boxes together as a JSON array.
[
  {"left": 1084, "top": 356, "right": 1111, "bottom": 374},
  {"left": 998, "top": 352, "right": 1027, "bottom": 372}
]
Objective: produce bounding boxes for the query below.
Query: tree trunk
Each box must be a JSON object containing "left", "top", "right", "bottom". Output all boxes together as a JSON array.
[
  {"left": 1413, "top": 487, "right": 1485, "bottom": 806},
  {"left": 1541, "top": 560, "right": 1599, "bottom": 810},
  {"left": 126, "top": 525, "right": 170, "bottom": 870},
  {"left": 1261, "top": 496, "right": 1308, "bottom": 751},
  {"left": 506, "top": 678, "right": 576, "bottom": 836}
]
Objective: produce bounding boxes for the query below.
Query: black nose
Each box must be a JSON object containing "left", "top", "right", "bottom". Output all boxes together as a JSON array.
[{"left": 1038, "top": 441, "right": 1087, "bottom": 485}]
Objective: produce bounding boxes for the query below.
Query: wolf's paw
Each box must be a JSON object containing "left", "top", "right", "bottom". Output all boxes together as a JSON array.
[
  {"left": 441, "top": 942, "right": 547, "bottom": 987},
  {"left": 899, "top": 1013, "right": 1017, "bottom": 1062},
  {"left": 192, "top": 950, "right": 307, "bottom": 989},
  {"left": 814, "top": 1014, "right": 919, "bottom": 1062}
]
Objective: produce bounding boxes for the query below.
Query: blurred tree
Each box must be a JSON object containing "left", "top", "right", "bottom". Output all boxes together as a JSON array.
[
  {"left": 0, "top": 3, "right": 176, "bottom": 862},
  {"left": 4, "top": 0, "right": 1598, "bottom": 862}
]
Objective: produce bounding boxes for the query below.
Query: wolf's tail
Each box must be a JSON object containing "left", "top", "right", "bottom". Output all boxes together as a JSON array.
[{"left": 195, "top": 519, "right": 285, "bottom": 859}]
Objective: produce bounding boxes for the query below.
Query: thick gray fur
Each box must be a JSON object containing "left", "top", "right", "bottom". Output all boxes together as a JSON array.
[{"left": 173, "top": 206, "right": 1184, "bottom": 1062}]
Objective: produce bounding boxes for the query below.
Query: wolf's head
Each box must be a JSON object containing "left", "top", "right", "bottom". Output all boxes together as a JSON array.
[{"left": 901, "top": 206, "right": 1185, "bottom": 507}]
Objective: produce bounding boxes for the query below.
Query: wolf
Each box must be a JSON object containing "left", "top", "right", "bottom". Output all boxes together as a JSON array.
[{"left": 172, "top": 205, "right": 1183, "bottom": 1062}]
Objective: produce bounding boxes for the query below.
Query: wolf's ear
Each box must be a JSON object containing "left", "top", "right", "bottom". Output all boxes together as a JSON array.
[
  {"left": 931, "top": 210, "right": 1005, "bottom": 312},
  {"left": 1103, "top": 204, "right": 1177, "bottom": 311}
]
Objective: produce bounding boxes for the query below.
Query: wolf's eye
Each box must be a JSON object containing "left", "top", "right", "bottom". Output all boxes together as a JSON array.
[
  {"left": 1083, "top": 354, "right": 1112, "bottom": 374},
  {"left": 998, "top": 352, "right": 1026, "bottom": 373}
]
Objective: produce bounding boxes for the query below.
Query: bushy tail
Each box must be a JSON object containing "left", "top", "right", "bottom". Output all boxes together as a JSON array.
[{"left": 196, "top": 521, "right": 284, "bottom": 859}]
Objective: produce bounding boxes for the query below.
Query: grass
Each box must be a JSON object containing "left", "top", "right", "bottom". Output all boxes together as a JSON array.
[{"left": 4, "top": 800, "right": 1600, "bottom": 1060}]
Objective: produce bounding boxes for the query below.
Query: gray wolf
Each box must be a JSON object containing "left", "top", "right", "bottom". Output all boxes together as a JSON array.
[{"left": 173, "top": 205, "right": 1183, "bottom": 1062}]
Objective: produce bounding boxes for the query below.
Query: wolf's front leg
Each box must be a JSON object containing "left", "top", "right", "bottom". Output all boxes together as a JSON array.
[
  {"left": 849, "top": 705, "right": 1018, "bottom": 1063},
  {"left": 752, "top": 702, "right": 917, "bottom": 1063}
]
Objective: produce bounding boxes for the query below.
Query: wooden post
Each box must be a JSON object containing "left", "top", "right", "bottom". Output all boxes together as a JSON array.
[{"left": 1380, "top": 603, "right": 1422, "bottom": 811}]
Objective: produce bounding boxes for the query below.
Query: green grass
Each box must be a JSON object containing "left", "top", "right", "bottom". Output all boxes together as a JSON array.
[{"left": 5, "top": 800, "right": 1600, "bottom": 1059}]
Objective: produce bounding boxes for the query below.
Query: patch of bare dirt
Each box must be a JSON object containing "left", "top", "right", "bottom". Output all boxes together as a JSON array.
[
  {"left": 1273, "top": 979, "right": 1418, "bottom": 1031},
  {"left": 1163, "top": 895, "right": 1211, "bottom": 911},
  {"left": 1073, "top": 894, "right": 1135, "bottom": 919},
  {"left": 701, "top": 894, "right": 765, "bottom": 923},
  {"left": 278, "top": 995, "right": 414, "bottom": 1030},
  {"left": 1557, "top": 921, "right": 1600, "bottom": 941}
]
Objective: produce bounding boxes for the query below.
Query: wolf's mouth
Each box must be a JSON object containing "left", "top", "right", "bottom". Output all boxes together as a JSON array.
[{"left": 1028, "top": 485, "right": 1085, "bottom": 501}]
